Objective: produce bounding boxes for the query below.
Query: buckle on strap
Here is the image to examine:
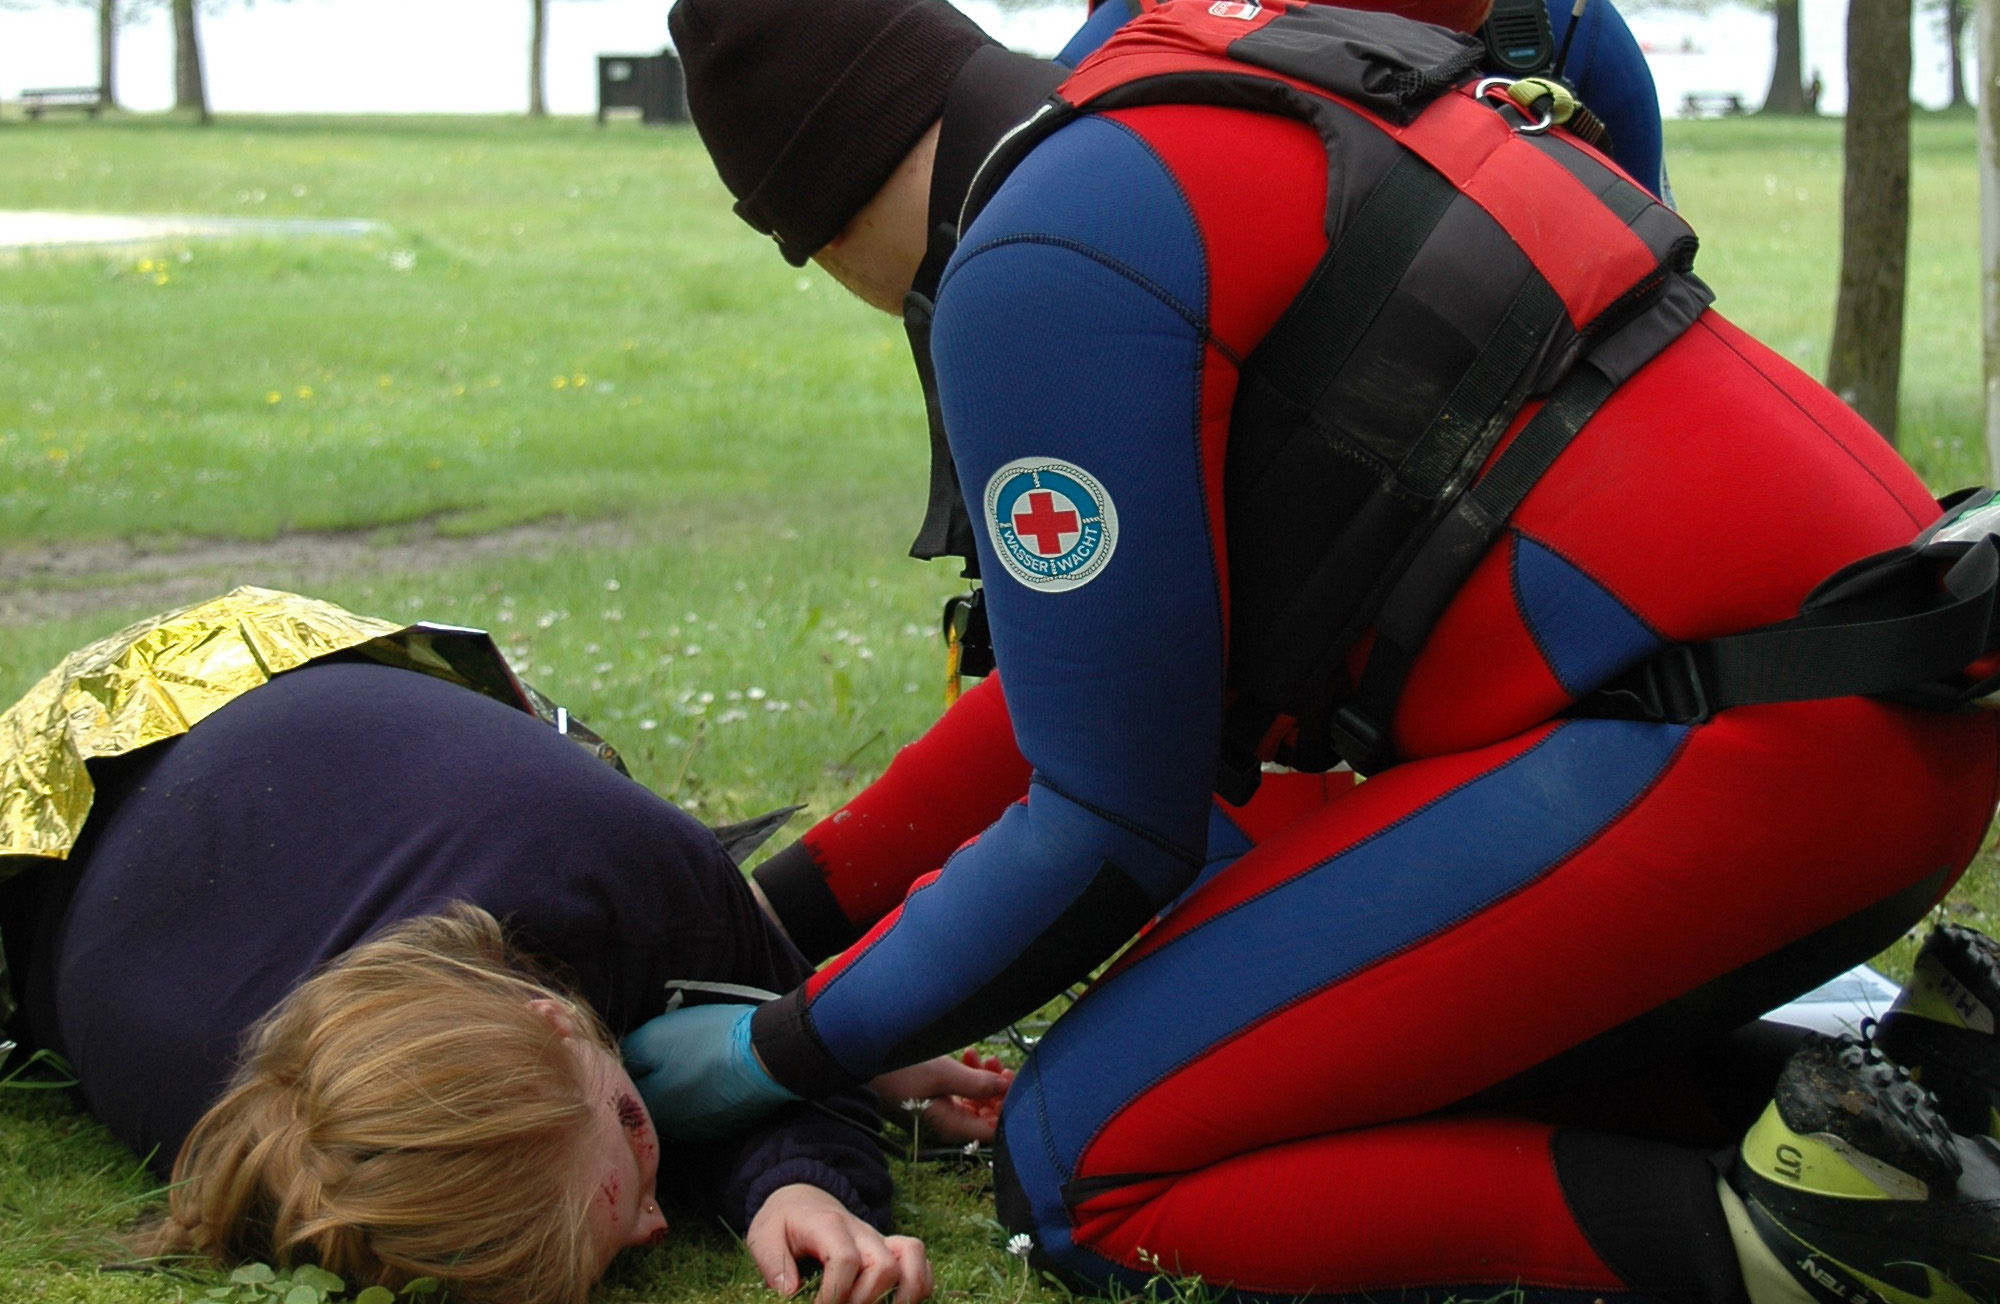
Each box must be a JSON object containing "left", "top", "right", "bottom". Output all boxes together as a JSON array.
[
  {"left": 1327, "top": 703, "right": 1393, "bottom": 775},
  {"left": 1593, "top": 644, "right": 1712, "bottom": 726}
]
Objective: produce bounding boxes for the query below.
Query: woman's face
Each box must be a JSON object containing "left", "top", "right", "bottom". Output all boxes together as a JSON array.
[{"left": 570, "top": 1036, "right": 669, "bottom": 1276}]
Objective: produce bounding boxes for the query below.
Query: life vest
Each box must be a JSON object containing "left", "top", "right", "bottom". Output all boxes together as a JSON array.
[
  {"left": 906, "top": 0, "right": 2000, "bottom": 801},
  {"left": 909, "top": 0, "right": 1708, "bottom": 797}
]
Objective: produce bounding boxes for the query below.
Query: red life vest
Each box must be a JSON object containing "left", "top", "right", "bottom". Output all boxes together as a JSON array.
[
  {"left": 924, "top": 1, "right": 1708, "bottom": 796},
  {"left": 913, "top": 1, "right": 2000, "bottom": 799}
]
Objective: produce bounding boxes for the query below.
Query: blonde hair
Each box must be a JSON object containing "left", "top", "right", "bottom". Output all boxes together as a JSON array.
[{"left": 142, "top": 903, "right": 616, "bottom": 1304}]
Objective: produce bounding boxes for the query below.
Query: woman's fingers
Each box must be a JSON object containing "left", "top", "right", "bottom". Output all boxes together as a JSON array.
[
  {"left": 748, "top": 1183, "right": 930, "bottom": 1304},
  {"left": 886, "top": 1236, "right": 935, "bottom": 1304},
  {"left": 745, "top": 1208, "right": 802, "bottom": 1296},
  {"left": 838, "top": 1230, "right": 903, "bottom": 1304}
]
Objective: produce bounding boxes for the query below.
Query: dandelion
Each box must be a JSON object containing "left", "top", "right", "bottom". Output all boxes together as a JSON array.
[
  {"left": 1007, "top": 1233, "right": 1033, "bottom": 1258},
  {"left": 571, "top": 374, "right": 587, "bottom": 388},
  {"left": 265, "top": 391, "right": 283, "bottom": 405},
  {"left": 552, "top": 376, "right": 568, "bottom": 390},
  {"left": 296, "top": 386, "right": 313, "bottom": 401},
  {"left": 378, "top": 375, "right": 394, "bottom": 388}
]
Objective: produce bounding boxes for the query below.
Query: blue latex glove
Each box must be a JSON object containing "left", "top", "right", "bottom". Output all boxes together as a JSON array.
[{"left": 620, "top": 1004, "right": 800, "bottom": 1142}]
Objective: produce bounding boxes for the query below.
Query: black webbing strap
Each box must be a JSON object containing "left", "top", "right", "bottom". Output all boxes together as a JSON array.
[
  {"left": 1584, "top": 540, "right": 2000, "bottom": 725},
  {"left": 1249, "top": 151, "right": 1460, "bottom": 412},
  {"left": 1332, "top": 360, "right": 1618, "bottom": 771},
  {"left": 1396, "top": 274, "right": 1567, "bottom": 498}
]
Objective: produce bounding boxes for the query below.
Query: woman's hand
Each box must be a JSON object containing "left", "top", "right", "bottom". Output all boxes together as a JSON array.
[
  {"left": 746, "top": 1183, "right": 933, "bottom": 1304},
  {"left": 870, "top": 1050, "right": 1014, "bottom": 1145}
]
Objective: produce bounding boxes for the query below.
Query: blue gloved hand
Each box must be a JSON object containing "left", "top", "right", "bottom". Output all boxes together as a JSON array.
[{"left": 620, "top": 1003, "right": 800, "bottom": 1142}]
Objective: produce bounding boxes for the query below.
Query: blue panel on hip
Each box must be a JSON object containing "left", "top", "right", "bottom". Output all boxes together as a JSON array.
[{"left": 1512, "top": 534, "right": 1663, "bottom": 696}]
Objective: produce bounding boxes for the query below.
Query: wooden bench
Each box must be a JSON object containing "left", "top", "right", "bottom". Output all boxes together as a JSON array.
[
  {"left": 22, "top": 87, "right": 103, "bottom": 120},
  {"left": 1679, "top": 92, "right": 1747, "bottom": 119}
]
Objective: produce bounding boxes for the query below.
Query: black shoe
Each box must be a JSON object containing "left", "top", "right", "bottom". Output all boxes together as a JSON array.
[
  {"left": 1729, "top": 1033, "right": 2000, "bottom": 1304},
  {"left": 1875, "top": 925, "right": 2000, "bottom": 1141}
]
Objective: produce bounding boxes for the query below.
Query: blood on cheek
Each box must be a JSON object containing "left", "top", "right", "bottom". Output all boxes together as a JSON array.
[{"left": 599, "top": 1174, "right": 621, "bottom": 1217}]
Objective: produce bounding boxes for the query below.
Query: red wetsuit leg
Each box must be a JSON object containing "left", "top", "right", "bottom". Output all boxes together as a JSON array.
[{"left": 996, "top": 700, "right": 1998, "bottom": 1304}]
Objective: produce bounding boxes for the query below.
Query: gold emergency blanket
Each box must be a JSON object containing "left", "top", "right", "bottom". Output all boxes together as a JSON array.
[{"left": 0, "top": 586, "right": 614, "bottom": 866}]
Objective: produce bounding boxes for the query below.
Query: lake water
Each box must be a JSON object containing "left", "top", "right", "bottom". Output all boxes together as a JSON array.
[{"left": 0, "top": 0, "right": 1970, "bottom": 120}]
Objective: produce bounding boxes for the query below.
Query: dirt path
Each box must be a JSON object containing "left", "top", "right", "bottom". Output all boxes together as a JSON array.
[{"left": 0, "top": 517, "right": 636, "bottom": 627}]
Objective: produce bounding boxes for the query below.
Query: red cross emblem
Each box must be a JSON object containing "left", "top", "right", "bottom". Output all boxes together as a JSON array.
[{"left": 1012, "top": 490, "right": 1082, "bottom": 556}]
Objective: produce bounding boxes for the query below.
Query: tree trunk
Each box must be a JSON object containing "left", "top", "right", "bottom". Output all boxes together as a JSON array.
[
  {"left": 1949, "top": 0, "right": 1972, "bottom": 110},
  {"left": 529, "top": 0, "right": 548, "bottom": 118},
  {"left": 173, "top": 0, "right": 209, "bottom": 124},
  {"left": 97, "top": 0, "right": 118, "bottom": 112},
  {"left": 1762, "top": 0, "right": 1809, "bottom": 114},
  {"left": 1828, "top": 0, "right": 1913, "bottom": 443},
  {"left": 1980, "top": 0, "right": 2000, "bottom": 478}
]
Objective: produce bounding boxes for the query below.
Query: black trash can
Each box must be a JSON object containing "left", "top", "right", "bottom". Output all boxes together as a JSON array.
[{"left": 597, "top": 51, "right": 688, "bottom": 125}]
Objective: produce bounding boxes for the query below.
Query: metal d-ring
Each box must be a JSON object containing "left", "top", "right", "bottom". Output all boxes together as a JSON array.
[{"left": 1473, "top": 76, "right": 1556, "bottom": 134}]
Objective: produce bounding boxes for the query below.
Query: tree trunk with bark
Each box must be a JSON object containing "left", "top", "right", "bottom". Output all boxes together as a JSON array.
[
  {"left": 529, "top": 0, "right": 549, "bottom": 118},
  {"left": 97, "top": 0, "right": 118, "bottom": 112},
  {"left": 173, "top": 0, "right": 209, "bottom": 124},
  {"left": 1947, "top": 0, "right": 1971, "bottom": 109},
  {"left": 1980, "top": 0, "right": 2000, "bottom": 478},
  {"left": 1828, "top": 0, "right": 1913, "bottom": 443},
  {"left": 1762, "top": 0, "right": 1809, "bottom": 114}
]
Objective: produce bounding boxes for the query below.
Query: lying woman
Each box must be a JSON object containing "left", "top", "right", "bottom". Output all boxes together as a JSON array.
[{"left": 0, "top": 591, "right": 1004, "bottom": 1304}]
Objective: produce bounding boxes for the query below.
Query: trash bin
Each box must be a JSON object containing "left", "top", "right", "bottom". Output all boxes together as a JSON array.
[{"left": 597, "top": 51, "right": 688, "bottom": 125}]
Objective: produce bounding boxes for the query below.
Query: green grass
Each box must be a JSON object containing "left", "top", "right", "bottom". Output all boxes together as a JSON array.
[
  {"left": 1, "top": 107, "right": 1994, "bottom": 1303},
  {"left": 0, "top": 115, "right": 922, "bottom": 544}
]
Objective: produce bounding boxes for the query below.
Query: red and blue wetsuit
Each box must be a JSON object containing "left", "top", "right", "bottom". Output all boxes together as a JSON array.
[{"left": 746, "top": 7, "right": 2000, "bottom": 1302}]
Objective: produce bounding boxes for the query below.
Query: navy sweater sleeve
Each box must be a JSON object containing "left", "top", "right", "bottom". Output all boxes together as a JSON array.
[{"left": 753, "top": 116, "right": 1226, "bottom": 1093}]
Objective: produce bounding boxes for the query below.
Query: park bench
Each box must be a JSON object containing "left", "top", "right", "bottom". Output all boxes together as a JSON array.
[
  {"left": 1680, "top": 91, "right": 1747, "bottom": 118},
  {"left": 21, "top": 87, "right": 103, "bottom": 120}
]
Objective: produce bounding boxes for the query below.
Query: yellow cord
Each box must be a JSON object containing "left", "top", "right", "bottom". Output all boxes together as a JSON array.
[
  {"left": 945, "top": 635, "right": 963, "bottom": 706},
  {"left": 1508, "top": 76, "right": 1577, "bottom": 124}
]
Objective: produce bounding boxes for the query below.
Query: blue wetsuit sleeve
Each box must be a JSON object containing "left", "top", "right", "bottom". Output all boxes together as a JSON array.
[
  {"left": 1056, "top": 0, "right": 1132, "bottom": 67},
  {"left": 750, "top": 118, "right": 1225, "bottom": 1093},
  {"left": 1548, "top": 0, "right": 1664, "bottom": 197}
]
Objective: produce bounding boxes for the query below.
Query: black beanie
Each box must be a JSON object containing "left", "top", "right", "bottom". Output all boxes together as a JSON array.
[{"left": 670, "top": 0, "right": 997, "bottom": 266}]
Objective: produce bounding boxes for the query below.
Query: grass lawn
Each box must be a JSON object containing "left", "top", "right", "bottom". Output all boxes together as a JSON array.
[{"left": 1, "top": 105, "right": 1993, "bottom": 1303}]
